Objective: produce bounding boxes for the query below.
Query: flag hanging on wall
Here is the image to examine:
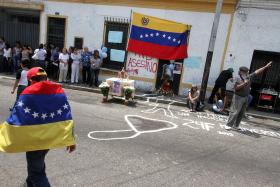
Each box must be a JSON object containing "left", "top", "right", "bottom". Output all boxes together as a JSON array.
[
  {"left": 0, "top": 81, "right": 75, "bottom": 153},
  {"left": 127, "top": 12, "right": 191, "bottom": 60}
]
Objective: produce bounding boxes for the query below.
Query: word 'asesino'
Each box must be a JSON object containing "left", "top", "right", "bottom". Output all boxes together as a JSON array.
[{"left": 127, "top": 53, "right": 158, "bottom": 74}]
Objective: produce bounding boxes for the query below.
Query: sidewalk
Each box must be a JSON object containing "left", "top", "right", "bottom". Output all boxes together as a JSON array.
[{"left": 1, "top": 73, "right": 279, "bottom": 122}]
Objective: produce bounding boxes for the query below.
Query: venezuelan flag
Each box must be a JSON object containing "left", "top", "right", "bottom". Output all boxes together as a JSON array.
[
  {"left": 0, "top": 81, "right": 75, "bottom": 153},
  {"left": 127, "top": 12, "right": 191, "bottom": 60}
]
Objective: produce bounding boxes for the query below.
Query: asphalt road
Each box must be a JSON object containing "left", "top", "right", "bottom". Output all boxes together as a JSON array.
[{"left": 0, "top": 77, "right": 280, "bottom": 187}]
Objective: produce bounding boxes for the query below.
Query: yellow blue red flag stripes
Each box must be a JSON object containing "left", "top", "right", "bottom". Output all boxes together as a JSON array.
[
  {"left": 127, "top": 12, "right": 191, "bottom": 60},
  {"left": 0, "top": 81, "right": 75, "bottom": 153}
]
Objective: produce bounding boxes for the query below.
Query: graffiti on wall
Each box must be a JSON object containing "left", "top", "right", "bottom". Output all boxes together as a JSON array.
[{"left": 126, "top": 52, "right": 158, "bottom": 78}]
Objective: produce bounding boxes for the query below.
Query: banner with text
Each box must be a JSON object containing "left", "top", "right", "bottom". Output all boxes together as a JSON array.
[{"left": 126, "top": 52, "right": 158, "bottom": 79}]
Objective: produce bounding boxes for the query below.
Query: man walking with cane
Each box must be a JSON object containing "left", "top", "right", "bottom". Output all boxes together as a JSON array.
[{"left": 225, "top": 61, "right": 273, "bottom": 130}]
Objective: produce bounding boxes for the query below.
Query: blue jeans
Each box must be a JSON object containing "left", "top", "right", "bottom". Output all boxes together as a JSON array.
[
  {"left": 247, "top": 94, "right": 253, "bottom": 107},
  {"left": 26, "top": 150, "right": 51, "bottom": 187}
]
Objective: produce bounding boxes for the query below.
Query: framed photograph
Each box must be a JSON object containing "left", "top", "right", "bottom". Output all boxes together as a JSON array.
[{"left": 173, "top": 62, "right": 182, "bottom": 74}]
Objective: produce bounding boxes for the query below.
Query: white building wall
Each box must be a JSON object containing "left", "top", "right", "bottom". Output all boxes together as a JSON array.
[
  {"left": 224, "top": 8, "right": 280, "bottom": 76},
  {"left": 40, "top": 1, "right": 231, "bottom": 92}
]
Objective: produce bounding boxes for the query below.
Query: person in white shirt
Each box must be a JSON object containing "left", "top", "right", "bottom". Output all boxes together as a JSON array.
[
  {"left": 58, "top": 48, "right": 69, "bottom": 83},
  {"left": 4, "top": 43, "right": 12, "bottom": 73},
  {"left": 11, "top": 59, "right": 30, "bottom": 99},
  {"left": 34, "top": 44, "right": 47, "bottom": 69},
  {"left": 71, "top": 48, "right": 81, "bottom": 84},
  {"left": 10, "top": 59, "right": 30, "bottom": 111}
]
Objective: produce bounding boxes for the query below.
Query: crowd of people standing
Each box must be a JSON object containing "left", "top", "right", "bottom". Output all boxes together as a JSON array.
[{"left": 0, "top": 37, "right": 104, "bottom": 87}]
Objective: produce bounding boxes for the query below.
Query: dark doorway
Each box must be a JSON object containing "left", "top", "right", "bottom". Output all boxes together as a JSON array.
[
  {"left": 155, "top": 59, "right": 183, "bottom": 95},
  {"left": 250, "top": 50, "right": 280, "bottom": 112},
  {"left": 47, "top": 17, "right": 66, "bottom": 49}
]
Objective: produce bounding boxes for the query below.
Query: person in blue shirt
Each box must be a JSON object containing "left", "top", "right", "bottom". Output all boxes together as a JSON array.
[{"left": 81, "top": 47, "right": 92, "bottom": 84}]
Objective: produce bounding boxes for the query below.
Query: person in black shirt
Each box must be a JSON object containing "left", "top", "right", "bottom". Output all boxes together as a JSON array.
[{"left": 208, "top": 68, "right": 234, "bottom": 104}]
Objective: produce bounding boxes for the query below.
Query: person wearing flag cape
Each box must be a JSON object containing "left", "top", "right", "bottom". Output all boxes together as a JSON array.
[{"left": 0, "top": 67, "right": 76, "bottom": 187}]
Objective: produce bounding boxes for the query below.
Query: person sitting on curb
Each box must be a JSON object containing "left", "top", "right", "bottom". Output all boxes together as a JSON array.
[
  {"left": 188, "top": 85, "right": 200, "bottom": 112},
  {"left": 225, "top": 61, "right": 272, "bottom": 130}
]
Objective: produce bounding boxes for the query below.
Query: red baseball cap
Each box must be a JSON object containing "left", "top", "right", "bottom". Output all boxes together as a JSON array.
[{"left": 27, "top": 67, "right": 47, "bottom": 81}]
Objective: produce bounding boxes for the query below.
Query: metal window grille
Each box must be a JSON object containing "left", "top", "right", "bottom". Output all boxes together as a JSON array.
[
  {"left": 47, "top": 17, "right": 66, "bottom": 49},
  {"left": 102, "top": 16, "right": 130, "bottom": 70}
]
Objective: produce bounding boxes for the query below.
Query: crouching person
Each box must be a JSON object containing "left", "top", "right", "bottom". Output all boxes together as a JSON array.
[{"left": 188, "top": 85, "right": 200, "bottom": 112}]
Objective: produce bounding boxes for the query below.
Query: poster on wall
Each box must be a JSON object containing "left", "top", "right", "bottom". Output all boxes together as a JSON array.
[
  {"left": 182, "top": 56, "right": 203, "bottom": 85},
  {"left": 173, "top": 62, "right": 183, "bottom": 75},
  {"left": 108, "top": 31, "right": 123, "bottom": 43},
  {"left": 110, "top": 49, "right": 126, "bottom": 62},
  {"left": 126, "top": 52, "right": 159, "bottom": 79}
]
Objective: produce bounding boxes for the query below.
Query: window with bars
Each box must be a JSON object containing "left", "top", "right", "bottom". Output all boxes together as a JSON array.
[
  {"left": 47, "top": 17, "right": 66, "bottom": 49},
  {"left": 74, "top": 37, "right": 83, "bottom": 49},
  {"left": 102, "top": 17, "right": 130, "bottom": 70}
]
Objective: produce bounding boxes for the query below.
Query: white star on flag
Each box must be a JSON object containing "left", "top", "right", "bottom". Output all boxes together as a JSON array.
[
  {"left": 168, "top": 36, "right": 171, "bottom": 40},
  {"left": 50, "top": 112, "right": 55, "bottom": 118},
  {"left": 17, "top": 101, "right": 24, "bottom": 107},
  {"left": 178, "top": 40, "right": 181, "bottom": 44},
  {"left": 140, "top": 35, "right": 143, "bottom": 38},
  {"left": 57, "top": 109, "right": 62, "bottom": 115},
  {"left": 41, "top": 113, "right": 47, "bottom": 120},
  {"left": 24, "top": 107, "right": 31, "bottom": 113},
  {"left": 32, "top": 112, "right": 39, "bottom": 118},
  {"left": 173, "top": 38, "right": 176, "bottom": 42},
  {"left": 150, "top": 33, "right": 154, "bottom": 37},
  {"left": 156, "top": 33, "right": 159, "bottom": 36},
  {"left": 163, "top": 34, "right": 166, "bottom": 38},
  {"left": 63, "top": 104, "right": 69, "bottom": 110},
  {"left": 145, "top": 34, "right": 149, "bottom": 37}
]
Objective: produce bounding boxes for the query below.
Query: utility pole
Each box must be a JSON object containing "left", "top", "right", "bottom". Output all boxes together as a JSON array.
[{"left": 199, "top": 0, "right": 224, "bottom": 103}]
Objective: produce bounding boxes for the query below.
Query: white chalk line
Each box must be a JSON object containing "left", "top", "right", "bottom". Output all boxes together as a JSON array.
[
  {"left": 88, "top": 99, "right": 280, "bottom": 141},
  {"left": 88, "top": 115, "right": 178, "bottom": 141},
  {"left": 141, "top": 100, "right": 178, "bottom": 119}
]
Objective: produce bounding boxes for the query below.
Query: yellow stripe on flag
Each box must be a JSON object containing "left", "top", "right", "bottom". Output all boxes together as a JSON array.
[
  {"left": 0, "top": 120, "right": 75, "bottom": 153},
  {"left": 132, "top": 12, "right": 191, "bottom": 33}
]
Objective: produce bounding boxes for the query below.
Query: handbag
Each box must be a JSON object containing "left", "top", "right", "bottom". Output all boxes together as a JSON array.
[{"left": 32, "top": 51, "right": 38, "bottom": 60}]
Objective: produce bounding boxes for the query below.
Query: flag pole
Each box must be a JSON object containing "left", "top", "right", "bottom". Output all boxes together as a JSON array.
[
  {"left": 126, "top": 9, "right": 133, "bottom": 51},
  {"left": 199, "top": 0, "right": 224, "bottom": 103},
  {"left": 124, "top": 10, "right": 133, "bottom": 70}
]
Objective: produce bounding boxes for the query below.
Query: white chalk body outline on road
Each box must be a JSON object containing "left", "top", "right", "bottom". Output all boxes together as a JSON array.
[
  {"left": 88, "top": 98, "right": 280, "bottom": 141},
  {"left": 88, "top": 115, "right": 178, "bottom": 141}
]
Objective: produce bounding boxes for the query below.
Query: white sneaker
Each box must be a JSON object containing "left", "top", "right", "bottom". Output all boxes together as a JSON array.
[
  {"left": 233, "top": 126, "right": 242, "bottom": 131},
  {"left": 225, "top": 125, "right": 232, "bottom": 130}
]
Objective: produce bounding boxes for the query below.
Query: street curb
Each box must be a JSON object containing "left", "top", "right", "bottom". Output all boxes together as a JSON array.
[
  {"left": 246, "top": 112, "right": 280, "bottom": 122},
  {"left": 0, "top": 75, "right": 15, "bottom": 80},
  {"left": 1, "top": 75, "right": 279, "bottom": 122}
]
